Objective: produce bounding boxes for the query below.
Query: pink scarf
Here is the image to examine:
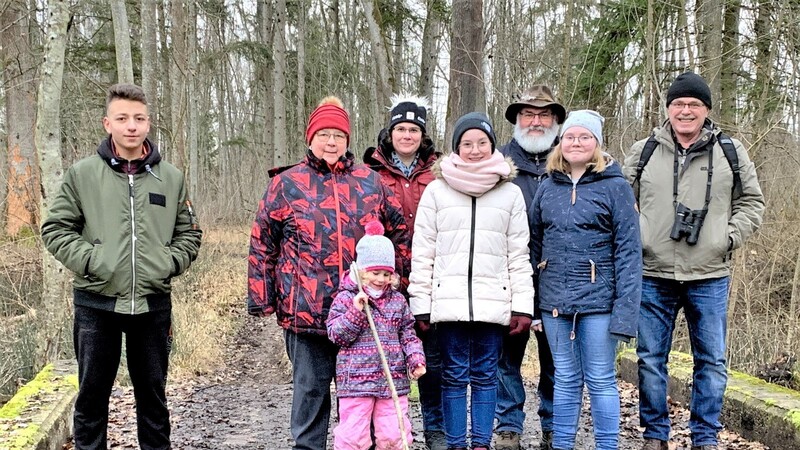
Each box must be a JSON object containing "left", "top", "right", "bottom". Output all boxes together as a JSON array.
[{"left": 439, "top": 151, "right": 511, "bottom": 197}]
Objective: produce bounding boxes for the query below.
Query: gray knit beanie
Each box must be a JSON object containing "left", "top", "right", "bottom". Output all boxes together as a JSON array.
[
  {"left": 560, "top": 110, "right": 605, "bottom": 146},
  {"left": 356, "top": 221, "right": 395, "bottom": 273}
]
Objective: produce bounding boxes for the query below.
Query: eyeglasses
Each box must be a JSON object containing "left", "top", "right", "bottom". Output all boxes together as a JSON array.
[
  {"left": 669, "top": 101, "right": 706, "bottom": 111},
  {"left": 561, "top": 135, "right": 596, "bottom": 144},
  {"left": 393, "top": 126, "right": 422, "bottom": 135},
  {"left": 519, "top": 111, "right": 553, "bottom": 121},
  {"left": 458, "top": 140, "right": 492, "bottom": 152},
  {"left": 316, "top": 130, "right": 347, "bottom": 143}
]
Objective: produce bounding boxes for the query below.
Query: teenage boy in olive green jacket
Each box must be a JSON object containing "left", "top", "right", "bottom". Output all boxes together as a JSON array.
[{"left": 41, "top": 84, "right": 201, "bottom": 450}]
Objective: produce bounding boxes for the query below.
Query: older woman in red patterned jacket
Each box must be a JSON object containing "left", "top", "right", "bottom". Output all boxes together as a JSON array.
[{"left": 247, "top": 96, "right": 410, "bottom": 450}]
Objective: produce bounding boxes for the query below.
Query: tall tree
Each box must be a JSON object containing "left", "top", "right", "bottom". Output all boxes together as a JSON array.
[
  {"left": 419, "top": 0, "right": 445, "bottom": 101},
  {"left": 169, "top": 0, "right": 187, "bottom": 169},
  {"left": 446, "top": 0, "right": 485, "bottom": 145},
  {"left": 296, "top": 0, "right": 307, "bottom": 150},
  {"left": 273, "top": 0, "right": 288, "bottom": 167},
  {"left": 719, "top": 0, "right": 741, "bottom": 128},
  {"left": 110, "top": 0, "right": 134, "bottom": 83},
  {"left": 140, "top": 0, "right": 159, "bottom": 140},
  {"left": 1, "top": 0, "right": 39, "bottom": 236},
  {"left": 36, "top": 0, "right": 71, "bottom": 363},
  {"left": 362, "top": 0, "right": 394, "bottom": 138},
  {"left": 696, "top": 0, "right": 723, "bottom": 101}
]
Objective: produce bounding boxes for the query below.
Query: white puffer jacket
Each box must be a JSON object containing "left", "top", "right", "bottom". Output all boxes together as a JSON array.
[{"left": 409, "top": 171, "right": 534, "bottom": 326}]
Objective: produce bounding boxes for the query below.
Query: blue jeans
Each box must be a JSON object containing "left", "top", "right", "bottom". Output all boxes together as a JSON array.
[
  {"left": 543, "top": 313, "right": 619, "bottom": 450},
  {"left": 284, "top": 330, "right": 338, "bottom": 450},
  {"left": 495, "top": 329, "right": 554, "bottom": 434},
  {"left": 418, "top": 324, "right": 444, "bottom": 432},
  {"left": 438, "top": 322, "right": 504, "bottom": 448},
  {"left": 637, "top": 276, "right": 729, "bottom": 447}
]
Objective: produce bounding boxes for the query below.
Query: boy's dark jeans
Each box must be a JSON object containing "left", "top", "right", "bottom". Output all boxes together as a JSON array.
[{"left": 73, "top": 304, "right": 172, "bottom": 450}]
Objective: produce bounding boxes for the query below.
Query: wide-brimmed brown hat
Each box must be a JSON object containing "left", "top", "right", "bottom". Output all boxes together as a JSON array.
[{"left": 505, "top": 85, "right": 566, "bottom": 125}]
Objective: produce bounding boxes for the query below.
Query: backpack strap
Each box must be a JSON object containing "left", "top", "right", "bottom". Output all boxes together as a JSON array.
[
  {"left": 631, "top": 134, "right": 659, "bottom": 198},
  {"left": 717, "top": 133, "right": 743, "bottom": 198},
  {"left": 632, "top": 132, "right": 743, "bottom": 199}
]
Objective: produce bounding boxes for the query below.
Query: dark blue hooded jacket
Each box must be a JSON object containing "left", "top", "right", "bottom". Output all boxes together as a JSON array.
[
  {"left": 499, "top": 138, "right": 552, "bottom": 210},
  {"left": 530, "top": 159, "right": 642, "bottom": 339}
]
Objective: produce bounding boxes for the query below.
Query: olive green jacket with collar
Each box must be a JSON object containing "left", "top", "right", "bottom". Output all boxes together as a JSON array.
[
  {"left": 622, "top": 120, "right": 764, "bottom": 281},
  {"left": 42, "top": 137, "right": 202, "bottom": 314}
]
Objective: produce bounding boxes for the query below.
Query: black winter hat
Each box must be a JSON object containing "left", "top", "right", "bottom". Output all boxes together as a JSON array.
[
  {"left": 388, "top": 95, "right": 429, "bottom": 133},
  {"left": 452, "top": 112, "right": 496, "bottom": 154},
  {"left": 667, "top": 72, "right": 712, "bottom": 109}
]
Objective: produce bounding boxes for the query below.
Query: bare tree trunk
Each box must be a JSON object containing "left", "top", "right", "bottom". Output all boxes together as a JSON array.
[
  {"left": 643, "top": 0, "right": 659, "bottom": 130},
  {"left": 110, "top": 0, "right": 134, "bottom": 83},
  {"left": 187, "top": 1, "right": 198, "bottom": 196},
  {"left": 446, "top": 0, "right": 485, "bottom": 148},
  {"left": 296, "top": 0, "right": 307, "bottom": 152},
  {"left": 419, "top": 0, "right": 444, "bottom": 102},
  {"left": 273, "top": 0, "right": 288, "bottom": 167},
  {"left": 35, "top": 0, "right": 71, "bottom": 364},
  {"left": 170, "top": 0, "right": 187, "bottom": 170},
  {"left": 158, "top": 0, "right": 172, "bottom": 161},
  {"left": 719, "top": 0, "right": 741, "bottom": 128},
  {"left": 140, "top": 0, "right": 159, "bottom": 141},
  {"left": 1, "top": 0, "right": 39, "bottom": 236},
  {"left": 361, "top": 0, "right": 393, "bottom": 138},
  {"left": 696, "top": 0, "right": 723, "bottom": 101}
]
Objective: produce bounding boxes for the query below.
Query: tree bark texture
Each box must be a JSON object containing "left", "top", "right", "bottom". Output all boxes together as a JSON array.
[
  {"left": 35, "top": 0, "right": 71, "bottom": 364},
  {"left": 446, "top": 0, "right": 485, "bottom": 149},
  {"left": 110, "top": 0, "right": 135, "bottom": 84},
  {"left": 1, "top": 0, "right": 39, "bottom": 236}
]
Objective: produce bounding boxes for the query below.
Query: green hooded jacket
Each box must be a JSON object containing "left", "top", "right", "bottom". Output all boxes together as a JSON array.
[{"left": 42, "top": 137, "right": 202, "bottom": 314}]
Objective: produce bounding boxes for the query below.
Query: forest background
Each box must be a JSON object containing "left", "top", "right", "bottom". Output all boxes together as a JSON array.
[{"left": 1, "top": 0, "right": 799, "bottom": 404}]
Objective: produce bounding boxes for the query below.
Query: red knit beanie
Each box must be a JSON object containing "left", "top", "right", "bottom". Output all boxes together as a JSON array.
[{"left": 305, "top": 96, "right": 351, "bottom": 145}]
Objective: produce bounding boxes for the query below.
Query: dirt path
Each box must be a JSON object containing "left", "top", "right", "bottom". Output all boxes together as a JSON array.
[{"left": 100, "top": 314, "right": 769, "bottom": 449}]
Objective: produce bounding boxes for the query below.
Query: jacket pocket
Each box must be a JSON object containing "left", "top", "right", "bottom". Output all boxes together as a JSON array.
[{"left": 87, "top": 244, "right": 111, "bottom": 282}]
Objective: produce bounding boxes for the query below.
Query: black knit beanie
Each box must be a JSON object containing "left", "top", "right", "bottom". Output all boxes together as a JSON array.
[
  {"left": 388, "top": 99, "right": 428, "bottom": 133},
  {"left": 452, "top": 112, "right": 496, "bottom": 154},
  {"left": 667, "top": 72, "right": 712, "bottom": 109}
]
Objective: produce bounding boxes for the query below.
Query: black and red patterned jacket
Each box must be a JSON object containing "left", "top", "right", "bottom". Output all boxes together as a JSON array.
[{"left": 247, "top": 149, "right": 411, "bottom": 335}]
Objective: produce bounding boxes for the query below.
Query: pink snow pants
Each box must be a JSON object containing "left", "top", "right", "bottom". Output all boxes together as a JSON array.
[{"left": 333, "top": 395, "right": 413, "bottom": 450}]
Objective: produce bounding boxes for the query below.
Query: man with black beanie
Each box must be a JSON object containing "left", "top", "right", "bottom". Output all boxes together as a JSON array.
[{"left": 623, "top": 72, "right": 765, "bottom": 450}]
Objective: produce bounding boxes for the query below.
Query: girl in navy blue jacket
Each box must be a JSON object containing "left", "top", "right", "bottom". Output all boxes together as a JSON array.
[{"left": 530, "top": 110, "right": 642, "bottom": 450}]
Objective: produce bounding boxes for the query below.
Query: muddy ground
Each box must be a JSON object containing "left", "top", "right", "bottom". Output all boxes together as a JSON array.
[{"left": 96, "top": 314, "right": 768, "bottom": 449}]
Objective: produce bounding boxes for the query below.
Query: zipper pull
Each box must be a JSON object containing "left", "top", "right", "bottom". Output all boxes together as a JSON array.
[
  {"left": 128, "top": 174, "right": 134, "bottom": 197},
  {"left": 589, "top": 259, "right": 596, "bottom": 283},
  {"left": 571, "top": 186, "right": 576, "bottom": 205}
]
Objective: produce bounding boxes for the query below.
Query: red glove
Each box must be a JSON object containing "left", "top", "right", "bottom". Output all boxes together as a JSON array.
[
  {"left": 415, "top": 320, "right": 431, "bottom": 335},
  {"left": 509, "top": 315, "right": 532, "bottom": 335}
]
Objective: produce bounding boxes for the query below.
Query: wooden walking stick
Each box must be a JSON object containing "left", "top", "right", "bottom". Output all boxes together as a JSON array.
[{"left": 350, "top": 262, "right": 410, "bottom": 450}]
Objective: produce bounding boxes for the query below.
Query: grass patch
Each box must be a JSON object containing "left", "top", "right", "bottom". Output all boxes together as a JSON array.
[{"left": 168, "top": 227, "right": 249, "bottom": 379}]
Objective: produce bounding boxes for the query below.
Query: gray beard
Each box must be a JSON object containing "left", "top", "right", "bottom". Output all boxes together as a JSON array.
[{"left": 514, "top": 124, "right": 559, "bottom": 154}]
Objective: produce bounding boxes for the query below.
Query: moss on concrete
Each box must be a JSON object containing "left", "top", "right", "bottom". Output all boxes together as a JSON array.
[
  {"left": 787, "top": 409, "right": 800, "bottom": 428},
  {"left": 0, "top": 364, "right": 55, "bottom": 419},
  {"left": 0, "top": 361, "right": 78, "bottom": 450}
]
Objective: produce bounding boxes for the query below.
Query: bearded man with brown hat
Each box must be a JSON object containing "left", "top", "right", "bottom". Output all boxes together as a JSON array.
[{"left": 494, "top": 85, "right": 566, "bottom": 450}]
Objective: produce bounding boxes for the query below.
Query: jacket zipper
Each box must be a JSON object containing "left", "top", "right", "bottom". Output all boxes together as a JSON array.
[
  {"left": 128, "top": 174, "right": 137, "bottom": 314},
  {"left": 332, "top": 172, "right": 344, "bottom": 276},
  {"left": 467, "top": 197, "right": 477, "bottom": 321}
]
